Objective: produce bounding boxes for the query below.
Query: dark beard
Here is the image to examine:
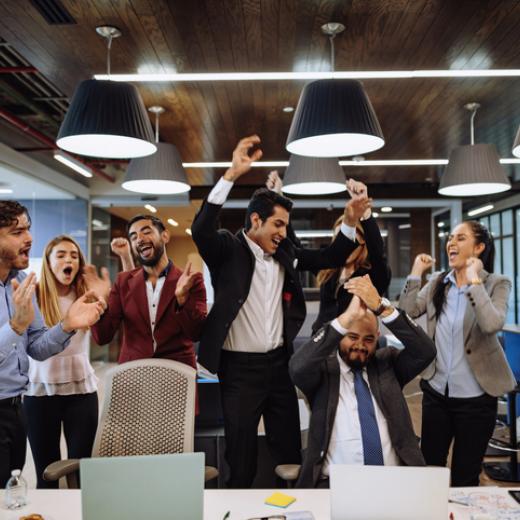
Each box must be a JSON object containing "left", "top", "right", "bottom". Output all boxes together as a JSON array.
[
  {"left": 138, "top": 243, "right": 165, "bottom": 267},
  {"left": 340, "top": 348, "right": 373, "bottom": 370}
]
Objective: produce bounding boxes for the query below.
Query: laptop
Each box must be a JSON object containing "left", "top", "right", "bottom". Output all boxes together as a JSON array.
[
  {"left": 330, "top": 465, "right": 450, "bottom": 520},
  {"left": 80, "top": 452, "right": 204, "bottom": 520}
]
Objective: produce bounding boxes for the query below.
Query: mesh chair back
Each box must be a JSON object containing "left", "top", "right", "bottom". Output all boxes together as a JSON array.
[{"left": 92, "top": 359, "right": 196, "bottom": 458}]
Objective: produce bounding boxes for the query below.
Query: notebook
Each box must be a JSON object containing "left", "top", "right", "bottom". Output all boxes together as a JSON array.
[
  {"left": 330, "top": 465, "right": 450, "bottom": 520},
  {"left": 80, "top": 452, "right": 204, "bottom": 520}
]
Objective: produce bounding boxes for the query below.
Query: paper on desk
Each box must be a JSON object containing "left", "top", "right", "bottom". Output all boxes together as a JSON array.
[{"left": 449, "top": 487, "right": 520, "bottom": 519}]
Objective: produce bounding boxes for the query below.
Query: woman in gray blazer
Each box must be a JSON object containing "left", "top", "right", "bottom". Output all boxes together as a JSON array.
[{"left": 400, "top": 220, "right": 515, "bottom": 487}]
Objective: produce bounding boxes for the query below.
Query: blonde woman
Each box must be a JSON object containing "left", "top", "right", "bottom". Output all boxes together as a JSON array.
[{"left": 24, "top": 235, "right": 98, "bottom": 488}]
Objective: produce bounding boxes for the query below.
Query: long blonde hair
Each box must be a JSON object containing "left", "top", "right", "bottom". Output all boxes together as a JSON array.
[
  {"left": 316, "top": 216, "right": 371, "bottom": 286},
  {"left": 38, "top": 235, "right": 87, "bottom": 327}
]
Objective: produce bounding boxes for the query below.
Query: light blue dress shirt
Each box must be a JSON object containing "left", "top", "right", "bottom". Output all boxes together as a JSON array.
[
  {"left": 430, "top": 271, "right": 484, "bottom": 398},
  {"left": 0, "top": 270, "right": 73, "bottom": 399}
]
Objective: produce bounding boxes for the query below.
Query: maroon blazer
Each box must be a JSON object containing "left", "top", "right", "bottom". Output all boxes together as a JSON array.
[{"left": 91, "top": 264, "right": 207, "bottom": 370}]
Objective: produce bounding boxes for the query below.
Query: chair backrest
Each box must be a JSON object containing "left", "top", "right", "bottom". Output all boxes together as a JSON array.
[{"left": 92, "top": 358, "right": 196, "bottom": 458}]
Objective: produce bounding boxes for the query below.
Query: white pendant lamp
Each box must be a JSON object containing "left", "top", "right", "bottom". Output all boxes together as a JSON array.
[
  {"left": 439, "top": 103, "right": 511, "bottom": 197},
  {"left": 56, "top": 26, "right": 156, "bottom": 159},
  {"left": 122, "top": 106, "right": 190, "bottom": 195},
  {"left": 513, "top": 126, "right": 520, "bottom": 158}
]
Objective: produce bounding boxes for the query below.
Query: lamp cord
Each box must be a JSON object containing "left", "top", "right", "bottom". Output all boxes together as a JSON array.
[
  {"left": 469, "top": 107, "right": 477, "bottom": 145},
  {"left": 106, "top": 34, "right": 112, "bottom": 77},
  {"left": 154, "top": 112, "right": 160, "bottom": 143},
  {"left": 329, "top": 34, "right": 336, "bottom": 72}
]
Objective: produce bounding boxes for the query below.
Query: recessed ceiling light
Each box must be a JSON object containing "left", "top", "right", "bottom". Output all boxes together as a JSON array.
[
  {"left": 437, "top": 222, "right": 445, "bottom": 228},
  {"left": 381, "top": 206, "right": 393, "bottom": 213},
  {"left": 438, "top": 231, "right": 445, "bottom": 238},
  {"left": 283, "top": 106, "right": 294, "bottom": 113},
  {"left": 398, "top": 223, "right": 411, "bottom": 230},
  {"left": 53, "top": 151, "right": 93, "bottom": 178},
  {"left": 144, "top": 204, "right": 157, "bottom": 213},
  {"left": 372, "top": 212, "right": 379, "bottom": 218},
  {"left": 467, "top": 204, "right": 494, "bottom": 217},
  {"left": 185, "top": 228, "right": 192, "bottom": 236},
  {"left": 168, "top": 218, "right": 179, "bottom": 227},
  {"left": 380, "top": 229, "right": 388, "bottom": 237}
]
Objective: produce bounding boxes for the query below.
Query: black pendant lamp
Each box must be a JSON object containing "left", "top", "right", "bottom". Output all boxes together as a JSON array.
[
  {"left": 513, "top": 126, "right": 520, "bottom": 158},
  {"left": 286, "top": 23, "right": 384, "bottom": 158},
  {"left": 122, "top": 106, "right": 190, "bottom": 195},
  {"left": 282, "top": 154, "right": 345, "bottom": 195},
  {"left": 56, "top": 26, "right": 156, "bottom": 159},
  {"left": 439, "top": 103, "right": 510, "bottom": 197}
]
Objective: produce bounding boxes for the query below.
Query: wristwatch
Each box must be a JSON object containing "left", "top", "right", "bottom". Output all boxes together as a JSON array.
[{"left": 372, "top": 297, "right": 391, "bottom": 316}]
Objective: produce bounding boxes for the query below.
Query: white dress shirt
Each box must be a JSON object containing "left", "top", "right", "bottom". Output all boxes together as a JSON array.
[
  {"left": 145, "top": 276, "right": 166, "bottom": 352},
  {"left": 207, "top": 177, "right": 358, "bottom": 353},
  {"left": 321, "top": 311, "right": 401, "bottom": 476}
]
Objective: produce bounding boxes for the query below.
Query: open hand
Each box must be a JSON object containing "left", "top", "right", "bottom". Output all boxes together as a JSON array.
[
  {"left": 411, "top": 254, "right": 435, "bottom": 277},
  {"left": 62, "top": 290, "right": 106, "bottom": 332},
  {"left": 175, "top": 262, "right": 199, "bottom": 307},
  {"left": 10, "top": 272, "right": 37, "bottom": 334},
  {"left": 224, "top": 135, "right": 263, "bottom": 182},
  {"left": 83, "top": 264, "right": 111, "bottom": 301},
  {"left": 344, "top": 275, "right": 381, "bottom": 311}
]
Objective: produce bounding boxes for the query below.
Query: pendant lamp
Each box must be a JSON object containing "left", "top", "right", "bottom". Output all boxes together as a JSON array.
[
  {"left": 439, "top": 103, "right": 511, "bottom": 197},
  {"left": 56, "top": 26, "right": 156, "bottom": 159},
  {"left": 513, "top": 126, "right": 520, "bottom": 158},
  {"left": 282, "top": 154, "right": 345, "bottom": 195},
  {"left": 286, "top": 23, "right": 384, "bottom": 158},
  {"left": 122, "top": 106, "right": 190, "bottom": 194}
]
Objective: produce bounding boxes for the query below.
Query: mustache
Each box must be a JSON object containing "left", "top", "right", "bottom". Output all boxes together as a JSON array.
[{"left": 348, "top": 346, "right": 368, "bottom": 354}]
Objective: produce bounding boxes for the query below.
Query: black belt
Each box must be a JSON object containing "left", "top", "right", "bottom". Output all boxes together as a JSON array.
[{"left": 0, "top": 395, "right": 22, "bottom": 407}]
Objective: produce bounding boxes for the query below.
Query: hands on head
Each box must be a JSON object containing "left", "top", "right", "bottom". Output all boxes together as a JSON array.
[
  {"left": 344, "top": 179, "right": 372, "bottom": 227},
  {"left": 224, "top": 135, "right": 263, "bottom": 182}
]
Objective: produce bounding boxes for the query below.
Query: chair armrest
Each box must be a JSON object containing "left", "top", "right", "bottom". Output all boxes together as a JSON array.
[
  {"left": 275, "top": 464, "right": 301, "bottom": 481},
  {"left": 44, "top": 459, "right": 80, "bottom": 488}
]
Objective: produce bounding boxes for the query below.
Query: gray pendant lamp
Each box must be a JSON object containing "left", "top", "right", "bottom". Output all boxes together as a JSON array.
[
  {"left": 122, "top": 106, "right": 190, "bottom": 194},
  {"left": 56, "top": 26, "right": 156, "bottom": 159},
  {"left": 282, "top": 154, "right": 345, "bottom": 195},
  {"left": 438, "top": 103, "right": 511, "bottom": 197},
  {"left": 513, "top": 126, "right": 520, "bottom": 158},
  {"left": 286, "top": 23, "right": 384, "bottom": 158}
]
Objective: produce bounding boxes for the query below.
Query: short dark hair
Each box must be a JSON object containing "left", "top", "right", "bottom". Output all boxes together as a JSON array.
[
  {"left": 0, "top": 201, "right": 31, "bottom": 229},
  {"left": 126, "top": 214, "right": 166, "bottom": 236},
  {"left": 244, "top": 188, "right": 293, "bottom": 231}
]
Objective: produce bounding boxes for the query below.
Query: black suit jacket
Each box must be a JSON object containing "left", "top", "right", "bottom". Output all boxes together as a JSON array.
[
  {"left": 312, "top": 216, "right": 391, "bottom": 333},
  {"left": 191, "top": 199, "right": 358, "bottom": 373},
  {"left": 289, "top": 311, "right": 436, "bottom": 488}
]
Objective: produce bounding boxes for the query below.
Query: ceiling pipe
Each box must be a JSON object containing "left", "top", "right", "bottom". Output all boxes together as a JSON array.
[
  {"left": 0, "top": 66, "right": 37, "bottom": 73},
  {"left": 0, "top": 108, "right": 114, "bottom": 183}
]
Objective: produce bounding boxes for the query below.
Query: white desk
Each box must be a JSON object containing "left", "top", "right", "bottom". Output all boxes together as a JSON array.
[{"left": 1, "top": 487, "right": 519, "bottom": 520}]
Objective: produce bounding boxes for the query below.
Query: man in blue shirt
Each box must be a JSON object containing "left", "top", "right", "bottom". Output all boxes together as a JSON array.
[{"left": 0, "top": 200, "right": 106, "bottom": 486}]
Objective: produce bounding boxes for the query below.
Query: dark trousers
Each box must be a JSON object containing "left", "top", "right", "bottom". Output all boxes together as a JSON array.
[
  {"left": 219, "top": 348, "right": 301, "bottom": 488},
  {"left": 420, "top": 380, "right": 497, "bottom": 487},
  {"left": 0, "top": 397, "right": 26, "bottom": 487},
  {"left": 24, "top": 392, "right": 98, "bottom": 488}
]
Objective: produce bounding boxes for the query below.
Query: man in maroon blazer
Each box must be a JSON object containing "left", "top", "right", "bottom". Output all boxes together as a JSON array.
[{"left": 87, "top": 214, "right": 206, "bottom": 371}]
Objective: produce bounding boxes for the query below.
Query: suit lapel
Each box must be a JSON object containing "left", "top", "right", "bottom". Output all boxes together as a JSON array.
[
  {"left": 155, "top": 266, "right": 180, "bottom": 325},
  {"left": 326, "top": 356, "right": 341, "bottom": 442},
  {"left": 367, "top": 363, "right": 385, "bottom": 414},
  {"left": 127, "top": 269, "right": 151, "bottom": 329}
]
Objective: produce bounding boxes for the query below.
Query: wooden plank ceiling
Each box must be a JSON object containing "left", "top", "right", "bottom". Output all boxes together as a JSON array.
[{"left": 0, "top": 0, "right": 519, "bottom": 199}]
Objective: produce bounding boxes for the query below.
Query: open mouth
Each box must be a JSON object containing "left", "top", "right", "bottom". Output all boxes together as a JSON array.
[
  {"left": 138, "top": 244, "right": 154, "bottom": 258},
  {"left": 272, "top": 237, "right": 281, "bottom": 249},
  {"left": 19, "top": 247, "right": 30, "bottom": 260},
  {"left": 63, "top": 266, "right": 73, "bottom": 276},
  {"left": 448, "top": 251, "right": 458, "bottom": 261}
]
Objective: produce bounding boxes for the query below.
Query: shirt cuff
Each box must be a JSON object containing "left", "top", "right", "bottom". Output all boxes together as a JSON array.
[
  {"left": 339, "top": 222, "right": 357, "bottom": 242},
  {"left": 207, "top": 177, "right": 234, "bottom": 205},
  {"left": 407, "top": 275, "right": 421, "bottom": 281},
  {"left": 381, "top": 308, "right": 400, "bottom": 324},
  {"left": 331, "top": 318, "right": 348, "bottom": 336}
]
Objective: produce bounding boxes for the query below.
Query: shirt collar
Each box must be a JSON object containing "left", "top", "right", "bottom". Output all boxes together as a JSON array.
[
  {"left": 444, "top": 270, "right": 469, "bottom": 289},
  {"left": 242, "top": 230, "right": 271, "bottom": 261},
  {"left": 1, "top": 269, "right": 20, "bottom": 286},
  {"left": 143, "top": 260, "right": 172, "bottom": 280}
]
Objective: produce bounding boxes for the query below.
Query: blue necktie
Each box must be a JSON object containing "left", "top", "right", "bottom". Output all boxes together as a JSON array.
[{"left": 353, "top": 368, "right": 384, "bottom": 465}]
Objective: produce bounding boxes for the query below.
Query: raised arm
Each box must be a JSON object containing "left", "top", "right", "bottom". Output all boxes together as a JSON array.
[
  {"left": 111, "top": 237, "right": 135, "bottom": 271},
  {"left": 399, "top": 254, "right": 436, "bottom": 318},
  {"left": 362, "top": 217, "right": 391, "bottom": 295}
]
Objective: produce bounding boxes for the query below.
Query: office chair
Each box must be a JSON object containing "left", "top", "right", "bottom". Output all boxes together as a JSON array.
[{"left": 44, "top": 358, "right": 218, "bottom": 487}]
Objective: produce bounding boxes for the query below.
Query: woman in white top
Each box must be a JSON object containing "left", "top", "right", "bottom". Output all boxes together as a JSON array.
[{"left": 24, "top": 235, "right": 98, "bottom": 488}]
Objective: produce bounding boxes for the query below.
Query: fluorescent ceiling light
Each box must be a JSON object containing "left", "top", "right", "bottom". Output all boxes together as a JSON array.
[
  {"left": 0, "top": 188, "right": 13, "bottom": 194},
  {"left": 92, "top": 219, "right": 104, "bottom": 227},
  {"left": 295, "top": 230, "right": 334, "bottom": 238},
  {"left": 381, "top": 206, "right": 393, "bottom": 213},
  {"left": 144, "top": 204, "right": 157, "bottom": 213},
  {"left": 438, "top": 183, "right": 510, "bottom": 197},
  {"left": 185, "top": 228, "right": 192, "bottom": 236},
  {"left": 398, "top": 223, "right": 411, "bottom": 229},
  {"left": 467, "top": 204, "right": 494, "bottom": 217},
  {"left": 283, "top": 106, "right": 294, "bottom": 113},
  {"left": 283, "top": 182, "right": 347, "bottom": 195},
  {"left": 53, "top": 151, "right": 93, "bottom": 178},
  {"left": 94, "top": 69, "right": 520, "bottom": 82},
  {"left": 167, "top": 218, "right": 179, "bottom": 227}
]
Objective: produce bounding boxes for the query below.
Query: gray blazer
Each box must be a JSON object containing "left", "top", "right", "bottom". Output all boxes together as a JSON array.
[
  {"left": 399, "top": 271, "right": 516, "bottom": 397},
  {"left": 289, "top": 311, "right": 436, "bottom": 488}
]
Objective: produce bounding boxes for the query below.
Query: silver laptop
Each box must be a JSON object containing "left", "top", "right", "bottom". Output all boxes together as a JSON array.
[
  {"left": 80, "top": 452, "right": 204, "bottom": 520},
  {"left": 330, "top": 465, "right": 450, "bottom": 520}
]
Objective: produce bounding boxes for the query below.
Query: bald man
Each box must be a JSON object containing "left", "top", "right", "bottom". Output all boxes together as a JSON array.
[{"left": 289, "top": 276, "right": 436, "bottom": 488}]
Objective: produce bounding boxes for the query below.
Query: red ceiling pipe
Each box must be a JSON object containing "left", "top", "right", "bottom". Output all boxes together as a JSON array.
[
  {"left": 0, "top": 67, "right": 37, "bottom": 73},
  {"left": 0, "top": 108, "right": 114, "bottom": 183}
]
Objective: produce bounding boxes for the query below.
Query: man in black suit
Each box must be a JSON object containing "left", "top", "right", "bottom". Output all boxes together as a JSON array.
[
  {"left": 192, "top": 135, "right": 365, "bottom": 487},
  {"left": 289, "top": 276, "right": 436, "bottom": 488}
]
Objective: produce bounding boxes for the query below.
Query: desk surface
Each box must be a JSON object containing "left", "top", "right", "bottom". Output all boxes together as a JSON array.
[{"left": 1, "top": 487, "right": 519, "bottom": 520}]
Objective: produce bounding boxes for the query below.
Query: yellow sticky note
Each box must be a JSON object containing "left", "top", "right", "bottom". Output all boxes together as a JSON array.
[{"left": 264, "top": 491, "right": 296, "bottom": 508}]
